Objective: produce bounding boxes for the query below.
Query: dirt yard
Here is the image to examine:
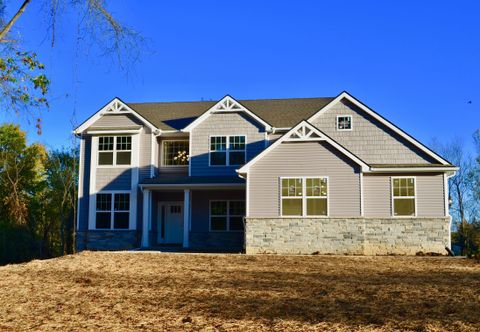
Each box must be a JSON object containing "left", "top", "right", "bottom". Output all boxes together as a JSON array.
[{"left": 0, "top": 252, "right": 479, "bottom": 331}]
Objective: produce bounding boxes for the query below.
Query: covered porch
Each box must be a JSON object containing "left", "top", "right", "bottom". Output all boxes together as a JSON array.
[{"left": 140, "top": 176, "right": 246, "bottom": 251}]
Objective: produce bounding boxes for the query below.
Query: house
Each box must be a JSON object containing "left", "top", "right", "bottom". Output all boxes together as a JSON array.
[{"left": 73, "top": 91, "right": 458, "bottom": 255}]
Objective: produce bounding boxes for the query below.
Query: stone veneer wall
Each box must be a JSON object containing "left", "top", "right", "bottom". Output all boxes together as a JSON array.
[
  {"left": 77, "top": 231, "right": 138, "bottom": 251},
  {"left": 190, "top": 232, "right": 244, "bottom": 251},
  {"left": 245, "top": 217, "right": 450, "bottom": 255}
]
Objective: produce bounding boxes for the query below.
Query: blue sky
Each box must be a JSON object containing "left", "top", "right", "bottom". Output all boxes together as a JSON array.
[{"left": 2, "top": 0, "right": 479, "bottom": 154}]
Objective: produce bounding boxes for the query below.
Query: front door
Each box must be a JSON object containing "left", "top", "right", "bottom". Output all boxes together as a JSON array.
[{"left": 158, "top": 202, "right": 184, "bottom": 244}]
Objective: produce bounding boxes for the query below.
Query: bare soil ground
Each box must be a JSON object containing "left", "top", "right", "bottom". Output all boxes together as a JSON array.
[{"left": 0, "top": 252, "right": 479, "bottom": 331}]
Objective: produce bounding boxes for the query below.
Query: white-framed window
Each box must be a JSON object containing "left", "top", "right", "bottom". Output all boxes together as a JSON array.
[
  {"left": 209, "top": 135, "right": 246, "bottom": 166},
  {"left": 391, "top": 177, "right": 416, "bottom": 216},
  {"left": 98, "top": 136, "right": 131, "bottom": 166},
  {"left": 210, "top": 200, "right": 245, "bottom": 231},
  {"left": 95, "top": 192, "right": 130, "bottom": 229},
  {"left": 162, "top": 140, "right": 189, "bottom": 166},
  {"left": 336, "top": 115, "right": 352, "bottom": 131},
  {"left": 280, "top": 177, "right": 328, "bottom": 216}
]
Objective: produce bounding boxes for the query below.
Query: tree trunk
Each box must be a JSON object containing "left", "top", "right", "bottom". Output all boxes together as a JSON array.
[{"left": 0, "top": 0, "right": 31, "bottom": 41}]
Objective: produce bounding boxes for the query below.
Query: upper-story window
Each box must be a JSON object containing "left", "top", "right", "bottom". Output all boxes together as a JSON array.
[
  {"left": 336, "top": 115, "right": 352, "bottom": 131},
  {"left": 162, "top": 140, "right": 189, "bottom": 166},
  {"left": 209, "top": 135, "right": 246, "bottom": 166},
  {"left": 98, "top": 136, "right": 131, "bottom": 166}
]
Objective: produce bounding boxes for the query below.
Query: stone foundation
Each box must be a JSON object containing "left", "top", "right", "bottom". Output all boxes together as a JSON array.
[
  {"left": 245, "top": 217, "right": 449, "bottom": 255},
  {"left": 190, "top": 232, "right": 244, "bottom": 251},
  {"left": 76, "top": 230, "right": 138, "bottom": 251}
]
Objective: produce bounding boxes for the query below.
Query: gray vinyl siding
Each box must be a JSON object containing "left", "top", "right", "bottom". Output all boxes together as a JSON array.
[
  {"left": 96, "top": 168, "right": 132, "bottom": 191},
  {"left": 89, "top": 114, "right": 143, "bottom": 128},
  {"left": 190, "top": 112, "right": 266, "bottom": 176},
  {"left": 157, "top": 136, "right": 189, "bottom": 177},
  {"left": 310, "top": 99, "right": 435, "bottom": 164},
  {"left": 249, "top": 141, "right": 361, "bottom": 217},
  {"left": 78, "top": 135, "right": 91, "bottom": 231},
  {"left": 363, "top": 173, "right": 445, "bottom": 217},
  {"left": 139, "top": 129, "right": 152, "bottom": 181}
]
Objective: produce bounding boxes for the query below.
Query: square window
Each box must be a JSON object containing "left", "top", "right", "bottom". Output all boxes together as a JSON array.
[
  {"left": 337, "top": 116, "right": 352, "bottom": 130},
  {"left": 282, "top": 199, "right": 302, "bottom": 216},
  {"left": 163, "top": 141, "right": 189, "bottom": 166}
]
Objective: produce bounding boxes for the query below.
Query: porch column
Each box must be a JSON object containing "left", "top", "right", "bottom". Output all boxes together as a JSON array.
[
  {"left": 141, "top": 189, "right": 151, "bottom": 248},
  {"left": 183, "top": 189, "right": 190, "bottom": 248}
]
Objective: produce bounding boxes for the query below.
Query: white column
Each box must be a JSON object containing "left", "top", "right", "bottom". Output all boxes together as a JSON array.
[
  {"left": 141, "top": 189, "right": 151, "bottom": 248},
  {"left": 183, "top": 189, "right": 190, "bottom": 248}
]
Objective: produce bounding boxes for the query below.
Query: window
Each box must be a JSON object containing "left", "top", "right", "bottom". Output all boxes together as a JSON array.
[
  {"left": 95, "top": 192, "right": 130, "bottom": 229},
  {"left": 337, "top": 115, "right": 352, "bottom": 131},
  {"left": 392, "top": 177, "right": 416, "bottom": 216},
  {"left": 162, "top": 141, "right": 189, "bottom": 166},
  {"left": 281, "top": 177, "right": 328, "bottom": 216},
  {"left": 209, "top": 135, "right": 246, "bottom": 166},
  {"left": 210, "top": 200, "right": 245, "bottom": 231},
  {"left": 98, "top": 136, "right": 131, "bottom": 166}
]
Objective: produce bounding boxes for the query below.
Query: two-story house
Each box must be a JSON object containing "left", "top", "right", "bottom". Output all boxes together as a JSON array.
[{"left": 74, "top": 91, "right": 458, "bottom": 255}]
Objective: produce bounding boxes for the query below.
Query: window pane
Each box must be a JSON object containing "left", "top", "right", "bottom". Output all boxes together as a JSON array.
[
  {"left": 229, "top": 151, "right": 245, "bottom": 165},
  {"left": 114, "top": 212, "right": 129, "bottom": 229},
  {"left": 229, "top": 201, "right": 245, "bottom": 215},
  {"left": 282, "top": 199, "right": 302, "bottom": 216},
  {"left": 114, "top": 193, "right": 130, "bottom": 211},
  {"left": 98, "top": 152, "right": 114, "bottom": 165},
  {"left": 210, "top": 152, "right": 226, "bottom": 165},
  {"left": 163, "top": 141, "right": 189, "bottom": 166},
  {"left": 282, "top": 178, "right": 302, "bottom": 197},
  {"left": 307, "top": 198, "right": 327, "bottom": 216},
  {"left": 394, "top": 198, "right": 415, "bottom": 216},
  {"left": 210, "top": 137, "right": 226, "bottom": 151},
  {"left": 116, "top": 136, "right": 131, "bottom": 151},
  {"left": 229, "top": 136, "right": 245, "bottom": 150},
  {"left": 116, "top": 151, "right": 131, "bottom": 165},
  {"left": 230, "top": 216, "right": 244, "bottom": 231},
  {"left": 96, "top": 194, "right": 112, "bottom": 211},
  {"left": 211, "top": 201, "right": 227, "bottom": 215},
  {"left": 96, "top": 212, "right": 111, "bottom": 229},
  {"left": 211, "top": 217, "right": 227, "bottom": 231},
  {"left": 99, "top": 137, "right": 114, "bottom": 151}
]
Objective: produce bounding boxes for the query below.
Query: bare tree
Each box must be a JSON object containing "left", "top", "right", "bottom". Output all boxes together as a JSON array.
[{"left": 430, "top": 137, "right": 479, "bottom": 254}]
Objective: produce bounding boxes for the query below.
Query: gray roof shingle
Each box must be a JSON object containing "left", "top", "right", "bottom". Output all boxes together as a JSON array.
[{"left": 127, "top": 97, "right": 334, "bottom": 131}]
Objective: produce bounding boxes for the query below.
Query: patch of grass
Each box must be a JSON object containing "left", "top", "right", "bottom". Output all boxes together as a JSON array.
[{"left": 0, "top": 252, "right": 479, "bottom": 331}]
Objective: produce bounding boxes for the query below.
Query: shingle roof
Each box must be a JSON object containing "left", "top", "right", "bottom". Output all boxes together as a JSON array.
[{"left": 127, "top": 97, "right": 334, "bottom": 131}]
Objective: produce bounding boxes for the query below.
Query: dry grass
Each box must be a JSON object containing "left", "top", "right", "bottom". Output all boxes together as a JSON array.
[{"left": 0, "top": 252, "right": 479, "bottom": 331}]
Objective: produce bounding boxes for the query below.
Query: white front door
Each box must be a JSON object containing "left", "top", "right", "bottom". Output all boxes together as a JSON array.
[{"left": 158, "top": 202, "right": 184, "bottom": 244}]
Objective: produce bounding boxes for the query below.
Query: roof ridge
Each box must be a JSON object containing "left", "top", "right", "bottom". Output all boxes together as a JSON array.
[{"left": 127, "top": 96, "right": 335, "bottom": 105}]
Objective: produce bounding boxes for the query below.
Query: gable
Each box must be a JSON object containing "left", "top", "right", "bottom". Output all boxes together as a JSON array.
[
  {"left": 238, "top": 121, "right": 370, "bottom": 174},
  {"left": 183, "top": 96, "right": 272, "bottom": 132},
  {"left": 308, "top": 93, "right": 451, "bottom": 165},
  {"left": 74, "top": 98, "right": 159, "bottom": 134}
]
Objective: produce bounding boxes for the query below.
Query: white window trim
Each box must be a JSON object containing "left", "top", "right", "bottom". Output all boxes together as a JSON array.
[
  {"left": 336, "top": 115, "right": 353, "bottom": 131},
  {"left": 97, "top": 135, "right": 132, "bottom": 168},
  {"left": 209, "top": 199, "right": 245, "bottom": 232},
  {"left": 279, "top": 176, "right": 329, "bottom": 217},
  {"left": 208, "top": 135, "right": 247, "bottom": 167},
  {"left": 391, "top": 176, "right": 417, "bottom": 217},
  {"left": 94, "top": 191, "right": 131, "bottom": 230},
  {"left": 161, "top": 139, "right": 190, "bottom": 168}
]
